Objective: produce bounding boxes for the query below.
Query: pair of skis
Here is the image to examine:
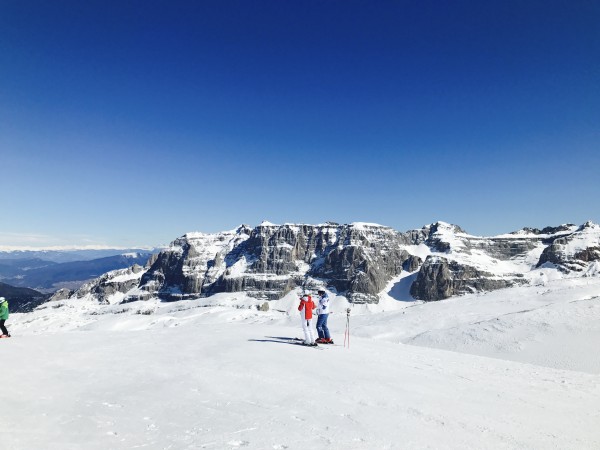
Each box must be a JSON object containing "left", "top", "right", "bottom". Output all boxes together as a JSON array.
[
  {"left": 270, "top": 337, "right": 327, "bottom": 349},
  {"left": 291, "top": 337, "right": 342, "bottom": 349},
  {"left": 262, "top": 336, "right": 340, "bottom": 349}
]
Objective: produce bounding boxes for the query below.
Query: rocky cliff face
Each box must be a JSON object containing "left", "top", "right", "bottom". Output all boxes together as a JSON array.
[
  {"left": 138, "top": 227, "right": 252, "bottom": 300},
  {"left": 66, "top": 220, "right": 600, "bottom": 305},
  {"left": 75, "top": 264, "right": 147, "bottom": 304},
  {"left": 134, "top": 222, "right": 411, "bottom": 303},
  {"left": 536, "top": 222, "right": 600, "bottom": 272},
  {"left": 410, "top": 256, "right": 526, "bottom": 301}
]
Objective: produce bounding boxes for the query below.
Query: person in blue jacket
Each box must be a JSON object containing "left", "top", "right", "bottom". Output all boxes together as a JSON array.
[{"left": 315, "top": 290, "right": 333, "bottom": 344}]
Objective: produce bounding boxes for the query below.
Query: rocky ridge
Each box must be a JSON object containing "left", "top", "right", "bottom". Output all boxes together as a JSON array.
[{"left": 63, "top": 220, "right": 600, "bottom": 305}]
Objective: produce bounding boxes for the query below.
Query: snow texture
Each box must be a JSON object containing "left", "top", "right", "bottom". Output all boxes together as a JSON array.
[{"left": 2, "top": 276, "right": 600, "bottom": 449}]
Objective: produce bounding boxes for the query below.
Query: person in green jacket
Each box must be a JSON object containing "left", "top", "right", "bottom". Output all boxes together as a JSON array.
[{"left": 0, "top": 297, "right": 10, "bottom": 337}]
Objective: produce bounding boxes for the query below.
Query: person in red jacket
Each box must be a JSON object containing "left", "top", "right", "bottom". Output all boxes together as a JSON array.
[{"left": 298, "top": 294, "right": 317, "bottom": 346}]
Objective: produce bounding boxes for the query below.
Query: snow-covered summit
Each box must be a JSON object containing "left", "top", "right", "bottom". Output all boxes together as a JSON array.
[
  {"left": 349, "top": 221, "right": 389, "bottom": 229},
  {"left": 500, "top": 223, "right": 579, "bottom": 238},
  {"left": 258, "top": 220, "right": 278, "bottom": 227}
]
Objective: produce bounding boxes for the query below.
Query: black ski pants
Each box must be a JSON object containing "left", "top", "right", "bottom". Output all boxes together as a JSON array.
[{"left": 0, "top": 319, "right": 8, "bottom": 335}]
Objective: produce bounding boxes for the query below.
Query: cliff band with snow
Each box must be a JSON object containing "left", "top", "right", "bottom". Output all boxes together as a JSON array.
[{"left": 66, "top": 221, "right": 600, "bottom": 305}]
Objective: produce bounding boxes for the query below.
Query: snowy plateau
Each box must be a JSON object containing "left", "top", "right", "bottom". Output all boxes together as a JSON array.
[{"left": 1, "top": 221, "right": 600, "bottom": 449}]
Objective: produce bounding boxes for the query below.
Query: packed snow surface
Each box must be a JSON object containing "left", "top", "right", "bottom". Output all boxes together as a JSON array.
[{"left": 2, "top": 277, "right": 600, "bottom": 449}]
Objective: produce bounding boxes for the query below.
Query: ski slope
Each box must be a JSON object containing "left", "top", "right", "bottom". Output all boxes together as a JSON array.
[{"left": 2, "top": 277, "right": 600, "bottom": 449}]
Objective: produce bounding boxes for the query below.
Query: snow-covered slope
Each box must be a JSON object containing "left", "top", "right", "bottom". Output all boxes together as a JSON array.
[
  {"left": 3, "top": 275, "right": 600, "bottom": 449},
  {"left": 4, "top": 221, "right": 599, "bottom": 448}
]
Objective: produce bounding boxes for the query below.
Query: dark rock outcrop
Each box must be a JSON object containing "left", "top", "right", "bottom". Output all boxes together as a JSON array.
[
  {"left": 403, "top": 255, "right": 422, "bottom": 272},
  {"left": 410, "top": 256, "right": 524, "bottom": 301},
  {"left": 48, "top": 288, "right": 74, "bottom": 302},
  {"left": 76, "top": 264, "right": 146, "bottom": 304},
  {"left": 518, "top": 224, "right": 576, "bottom": 235},
  {"left": 536, "top": 222, "right": 600, "bottom": 272}
]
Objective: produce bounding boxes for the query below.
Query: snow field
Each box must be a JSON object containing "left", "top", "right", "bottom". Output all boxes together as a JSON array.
[
  {"left": 1, "top": 276, "right": 600, "bottom": 449},
  {"left": 2, "top": 323, "right": 599, "bottom": 449}
]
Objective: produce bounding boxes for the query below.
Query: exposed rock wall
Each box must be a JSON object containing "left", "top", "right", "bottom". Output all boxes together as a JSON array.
[
  {"left": 410, "top": 256, "right": 524, "bottom": 301},
  {"left": 536, "top": 222, "right": 600, "bottom": 271},
  {"left": 67, "top": 220, "right": 600, "bottom": 305},
  {"left": 76, "top": 264, "right": 146, "bottom": 304},
  {"left": 138, "top": 223, "right": 410, "bottom": 303}
]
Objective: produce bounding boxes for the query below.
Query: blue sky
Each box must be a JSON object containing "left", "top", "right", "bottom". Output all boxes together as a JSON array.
[{"left": 1, "top": 1, "right": 598, "bottom": 247}]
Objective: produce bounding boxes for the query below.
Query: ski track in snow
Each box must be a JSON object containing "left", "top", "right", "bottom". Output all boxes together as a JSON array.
[{"left": 1, "top": 277, "right": 600, "bottom": 449}]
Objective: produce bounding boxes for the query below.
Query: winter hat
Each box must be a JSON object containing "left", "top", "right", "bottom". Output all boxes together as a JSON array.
[{"left": 0, "top": 297, "right": 5, "bottom": 301}]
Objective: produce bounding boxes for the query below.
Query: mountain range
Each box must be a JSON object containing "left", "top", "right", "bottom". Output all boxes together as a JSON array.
[
  {"left": 0, "top": 247, "right": 160, "bottom": 263},
  {"left": 0, "top": 253, "right": 154, "bottom": 292},
  {"left": 58, "top": 220, "right": 600, "bottom": 306}
]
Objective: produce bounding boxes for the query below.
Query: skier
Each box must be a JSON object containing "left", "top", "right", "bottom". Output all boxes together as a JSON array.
[
  {"left": 315, "top": 290, "right": 333, "bottom": 344},
  {"left": 298, "top": 294, "right": 316, "bottom": 346},
  {"left": 0, "top": 297, "right": 10, "bottom": 338}
]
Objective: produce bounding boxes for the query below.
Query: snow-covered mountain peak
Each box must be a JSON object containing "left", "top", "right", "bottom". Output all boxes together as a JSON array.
[
  {"left": 579, "top": 220, "right": 599, "bottom": 231},
  {"left": 181, "top": 226, "right": 250, "bottom": 243},
  {"left": 419, "top": 221, "right": 469, "bottom": 240},
  {"left": 258, "top": 220, "right": 278, "bottom": 227},
  {"left": 431, "top": 220, "right": 465, "bottom": 232},
  {"left": 506, "top": 223, "right": 578, "bottom": 238},
  {"left": 348, "top": 222, "right": 389, "bottom": 230}
]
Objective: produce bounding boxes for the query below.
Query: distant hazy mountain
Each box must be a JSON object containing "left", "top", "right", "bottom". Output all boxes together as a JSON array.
[
  {"left": 0, "top": 248, "right": 161, "bottom": 263},
  {"left": 0, "top": 282, "right": 48, "bottom": 313},
  {"left": 0, "top": 258, "right": 58, "bottom": 278},
  {"left": 0, "top": 253, "right": 155, "bottom": 292}
]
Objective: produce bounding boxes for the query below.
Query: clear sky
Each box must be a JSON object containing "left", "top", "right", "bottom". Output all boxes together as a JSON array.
[{"left": 1, "top": 0, "right": 598, "bottom": 248}]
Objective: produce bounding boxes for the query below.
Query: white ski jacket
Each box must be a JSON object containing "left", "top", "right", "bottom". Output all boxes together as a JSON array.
[{"left": 316, "top": 293, "right": 330, "bottom": 315}]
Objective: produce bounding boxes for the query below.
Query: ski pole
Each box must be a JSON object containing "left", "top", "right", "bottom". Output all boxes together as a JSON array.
[{"left": 344, "top": 307, "right": 350, "bottom": 348}]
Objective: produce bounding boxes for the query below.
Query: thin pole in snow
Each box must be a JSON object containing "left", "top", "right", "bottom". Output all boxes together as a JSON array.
[{"left": 344, "top": 307, "right": 351, "bottom": 349}]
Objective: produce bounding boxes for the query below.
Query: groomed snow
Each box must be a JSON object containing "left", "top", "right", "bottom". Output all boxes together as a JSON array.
[{"left": 2, "top": 278, "right": 600, "bottom": 449}]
